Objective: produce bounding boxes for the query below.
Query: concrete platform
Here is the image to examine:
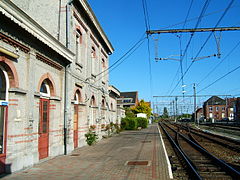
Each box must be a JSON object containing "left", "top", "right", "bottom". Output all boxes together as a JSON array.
[{"left": 2, "top": 124, "right": 171, "bottom": 180}]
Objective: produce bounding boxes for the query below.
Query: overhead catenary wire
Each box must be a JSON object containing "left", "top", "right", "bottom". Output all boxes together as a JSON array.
[
  {"left": 169, "top": 0, "right": 211, "bottom": 96},
  {"left": 179, "top": 0, "right": 194, "bottom": 96},
  {"left": 142, "top": 0, "right": 150, "bottom": 31},
  {"left": 197, "top": 39, "right": 240, "bottom": 86},
  {"left": 142, "top": 0, "right": 153, "bottom": 99},
  {"left": 198, "top": 63, "right": 240, "bottom": 93},
  {"left": 169, "top": 0, "right": 235, "bottom": 96},
  {"left": 160, "top": 5, "right": 239, "bottom": 30}
]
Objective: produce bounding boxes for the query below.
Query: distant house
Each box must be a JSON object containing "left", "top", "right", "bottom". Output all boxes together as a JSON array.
[
  {"left": 203, "top": 96, "right": 226, "bottom": 122},
  {"left": 108, "top": 85, "right": 125, "bottom": 124},
  {"left": 226, "top": 98, "right": 237, "bottom": 120},
  {"left": 196, "top": 108, "right": 204, "bottom": 121},
  {"left": 234, "top": 97, "right": 240, "bottom": 123},
  {"left": 117, "top": 91, "right": 139, "bottom": 108}
]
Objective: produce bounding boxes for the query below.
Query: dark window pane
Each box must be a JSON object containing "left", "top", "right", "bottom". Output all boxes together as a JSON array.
[
  {"left": 0, "top": 107, "right": 5, "bottom": 153},
  {"left": 40, "top": 83, "right": 47, "bottom": 94},
  {"left": 0, "top": 70, "right": 6, "bottom": 101}
]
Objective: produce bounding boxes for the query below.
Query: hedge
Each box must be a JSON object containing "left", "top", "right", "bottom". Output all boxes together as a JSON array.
[
  {"left": 121, "top": 117, "right": 148, "bottom": 130},
  {"left": 136, "top": 117, "right": 148, "bottom": 128}
]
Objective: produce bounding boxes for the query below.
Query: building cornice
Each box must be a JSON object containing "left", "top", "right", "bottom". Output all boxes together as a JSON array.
[
  {"left": 76, "top": 0, "right": 114, "bottom": 54},
  {"left": 0, "top": 0, "right": 74, "bottom": 63}
]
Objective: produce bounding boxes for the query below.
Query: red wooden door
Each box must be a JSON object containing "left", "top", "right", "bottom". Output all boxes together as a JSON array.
[
  {"left": 73, "top": 105, "right": 78, "bottom": 148},
  {"left": 38, "top": 99, "right": 49, "bottom": 160},
  {"left": 0, "top": 106, "right": 7, "bottom": 174}
]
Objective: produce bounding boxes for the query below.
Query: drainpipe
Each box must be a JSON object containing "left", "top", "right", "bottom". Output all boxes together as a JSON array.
[
  {"left": 64, "top": 0, "right": 74, "bottom": 155},
  {"left": 57, "top": 0, "right": 61, "bottom": 40}
]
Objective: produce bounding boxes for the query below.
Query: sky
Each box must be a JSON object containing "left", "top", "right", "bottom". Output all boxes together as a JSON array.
[{"left": 87, "top": 0, "right": 240, "bottom": 114}]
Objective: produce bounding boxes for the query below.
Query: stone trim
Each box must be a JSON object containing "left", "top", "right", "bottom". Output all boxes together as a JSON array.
[
  {"left": 36, "top": 53, "right": 63, "bottom": 71},
  {"left": 9, "top": 87, "right": 27, "bottom": 94},
  {"left": 90, "top": 34, "right": 99, "bottom": 48},
  {"left": 37, "top": 73, "right": 56, "bottom": 97},
  {"left": 50, "top": 96, "right": 61, "bottom": 101},
  {"left": 0, "top": 55, "right": 19, "bottom": 88},
  {"left": 0, "top": 32, "right": 30, "bottom": 53},
  {"left": 73, "top": 10, "right": 88, "bottom": 33}
]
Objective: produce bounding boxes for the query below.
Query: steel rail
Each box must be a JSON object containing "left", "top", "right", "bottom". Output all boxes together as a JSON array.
[
  {"left": 189, "top": 126, "right": 240, "bottom": 145},
  {"left": 178, "top": 124, "right": 240, "bottom": 152},
  {"left": 166, "top": 123, "right": 240, "bottom": 179},
  {"left": 159, "top": 123, "right": 202, "bottom": 180}
]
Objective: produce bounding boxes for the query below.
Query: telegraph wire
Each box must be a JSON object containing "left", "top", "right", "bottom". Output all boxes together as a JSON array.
[
  {"left": 94, "top": 33, "right": 146, "bottom": 78},
  {"left": 94, "top": 37, "right": 147, "bottom": 83},
  {"left": 198, "top": 63, "right": 240, "bottom": 93}
]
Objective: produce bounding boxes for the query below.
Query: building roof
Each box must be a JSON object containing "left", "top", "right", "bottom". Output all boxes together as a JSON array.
[
  {"left": 204, "top": 96, "right": 225, "bottom": 106},
  {"left": 109, "top": 85, "right": 120, "bottom": 98}
]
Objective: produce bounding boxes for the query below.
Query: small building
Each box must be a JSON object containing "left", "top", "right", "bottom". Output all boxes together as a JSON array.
[
  {"left": 203, "top": 96, "right": 226, "bottom": 122},
  {"left": 234, "top": 97, "right": 240, "bottom": 123},
  {"left": 196, "top": 108, "right": 204, "bottom": 122},
  {"left": 117, "top": 91, "right": 139, "bottom": 108},
  {"left": 108, "top": 85, "right": 125, "bottom": 125}
]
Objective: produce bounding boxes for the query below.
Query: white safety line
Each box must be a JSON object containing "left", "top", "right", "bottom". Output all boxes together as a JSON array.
[{"left": 157, "top": 125, "right": 173, "bottom": 179}]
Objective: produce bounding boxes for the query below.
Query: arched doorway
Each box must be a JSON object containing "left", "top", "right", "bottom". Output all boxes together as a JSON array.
[
  {"left": 0, "top": 66, "right": 9, "bottom": 173},
  {"left": 38, "top": 79, "right": 51, "bottom": 160},
  {"left": 73, "top": 90, "right": 81, "bottom": 148}
]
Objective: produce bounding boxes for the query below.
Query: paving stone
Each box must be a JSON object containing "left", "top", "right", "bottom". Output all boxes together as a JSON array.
[{"left": 2, "top": 124, "right": 171, "bottom": 180}]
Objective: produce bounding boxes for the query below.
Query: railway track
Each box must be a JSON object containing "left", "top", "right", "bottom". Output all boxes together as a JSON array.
[
  {"left": 159, "top": 122, "right": 240, "bottom": 179},
  {"left": 177, "top": 123, "right": 240, "bottom": 172},
  {"left": 204, "top": 124, "right": 240, "bottom": 131}
]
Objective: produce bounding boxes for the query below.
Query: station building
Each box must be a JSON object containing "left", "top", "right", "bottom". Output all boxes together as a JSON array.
[{"left": 0, "top": 0, "right": 122, "bottom": 173}]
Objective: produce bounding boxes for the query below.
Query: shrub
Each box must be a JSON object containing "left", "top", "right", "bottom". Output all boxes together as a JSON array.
[
  {"left": 136, "top": 117, "right": 148, "bottom": 128},
  {"left": 121, "top": 118, "right": 129, "bottom": 130},
  {"left": 85, "top": 130, "right": 98, "bottom": 146},
  {"left": 126, "top": 118, "right": 137, "bottom": 130}
]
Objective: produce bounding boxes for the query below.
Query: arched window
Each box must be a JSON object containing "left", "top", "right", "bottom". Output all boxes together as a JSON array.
[
  {"left": 101, "top": 99, "right": 105, "bottom": 108},
  {"left": 40, "top": 80, "right": 50, "bottom": 97},
  {"left": 91, "top": 47, "right": 96, "bottom": 74},
  {"left": 101, "top": 59, "right": 105, "bottom": 69},
  {"left": 0, "top": 66, "right": 9, "bottom": 102},
  {"left": 76, "top": 29, "right": 82, "bottom": 64},
  {"left": 74, "top": 90, "right": 81, "bottom": 104},
  {"left": 90, "top": 95, "right": 96, "bottom": 107}
]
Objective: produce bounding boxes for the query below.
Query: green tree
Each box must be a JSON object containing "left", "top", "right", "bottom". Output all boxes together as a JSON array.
[
  {"left": 125, "top": 107, "right": 135, "bottom": 118},
  {"left": 162, "top": 107, "right": 169, "bottom": 118},
  {"left": 131, "top": 99, "right": 152, "bottom": 118}
]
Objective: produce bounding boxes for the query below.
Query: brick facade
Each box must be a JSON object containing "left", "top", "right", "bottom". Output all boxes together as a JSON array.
[{"left": 0, "top": 0, "right": 118, "bottom": 173}]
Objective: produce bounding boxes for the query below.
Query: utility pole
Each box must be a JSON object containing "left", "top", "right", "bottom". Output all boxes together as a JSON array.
[
  {"left": 193, "top": 83, "right": 197, "bottom": 125},
  {"left": 175, "top": 97, "right": 178, "bottom": 122},
  {"left": 173, "top": 99, "right": 175, "bottom": 121}
]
